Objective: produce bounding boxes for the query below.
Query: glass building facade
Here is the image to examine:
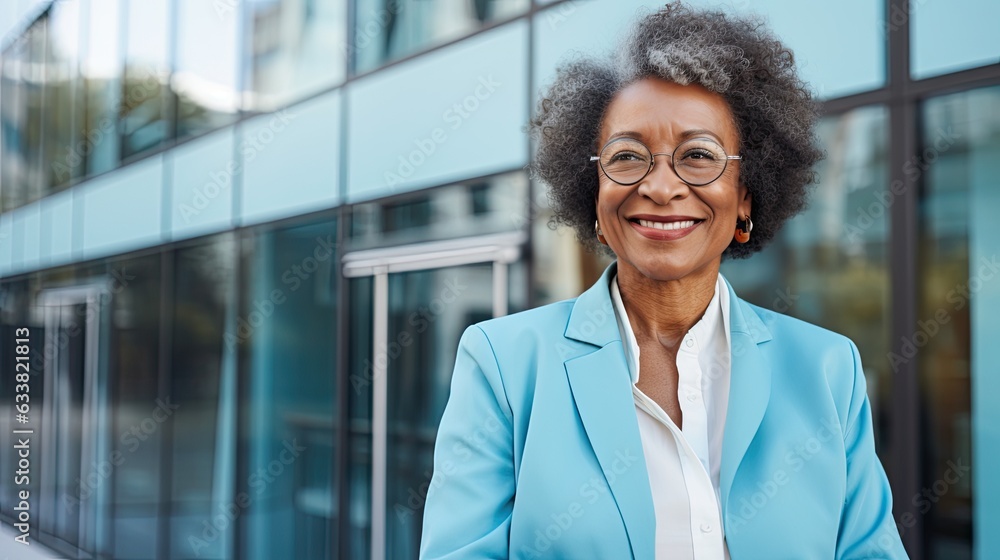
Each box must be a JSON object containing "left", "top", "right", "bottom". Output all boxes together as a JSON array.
[{"left": 0, "top": 1, "right": 997, "bottom": 558}]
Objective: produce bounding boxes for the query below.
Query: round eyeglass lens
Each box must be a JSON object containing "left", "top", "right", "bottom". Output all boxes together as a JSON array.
[
  {"left": 673, "top": 138, "right": 729, "bottom": 185},
  {"left": 598, "top": 138, "right": 652, "bottom": 185}
]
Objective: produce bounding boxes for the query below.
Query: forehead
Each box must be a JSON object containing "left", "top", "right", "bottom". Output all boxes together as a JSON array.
[{"left": 599, "top": 78, "right": 738, "bottom": 145}]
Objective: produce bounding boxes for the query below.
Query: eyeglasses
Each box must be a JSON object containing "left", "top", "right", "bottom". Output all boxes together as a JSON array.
[{"left": 589, "top": 137, "right": 741, "bottom": 187}]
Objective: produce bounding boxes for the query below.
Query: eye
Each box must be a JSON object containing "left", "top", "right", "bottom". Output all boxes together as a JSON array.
[
  {"left": 681, "top": 148, "right": 718, "bottom": 161},
  {"left": 608, "top": 150, "right": 646, "bottom": 162}
]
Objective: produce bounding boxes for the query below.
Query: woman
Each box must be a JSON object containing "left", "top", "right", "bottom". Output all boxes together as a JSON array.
[{"left": 420, "top": 3, "right": 908, "bottom": 558}]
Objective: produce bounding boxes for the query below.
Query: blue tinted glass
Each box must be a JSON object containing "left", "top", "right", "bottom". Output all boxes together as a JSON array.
[
  {"left": 347, "top": 23, "right": 528, "bottom": 202},
  {"left": 246, "top": 0, "right": 347, "bottom": 111},
  {"left": 168, "top": 234, "right": 237, "bottom": 559},
  {"left": 121, "top": 0, "right": 173, "bottom": 159},
  {"left": 82, "top": 0, "right": 123, "bottom": 178},
  {"left": 244, "top": 218, "right": 338, "bottom": 560},
  {"left": 919, "top": 86, "right": 1000, "bottom": 559},
  {"left": 108, "top": 254, "right": 163, "bottom": 559},
  {"left": 722, "top": 105, "right": 892, "bottom": 448},
  {"left": 534, "top": 1, "right": 884, "bottom": 101},
  {"left": 354, "top": 0, "right": 529, "bottom": 74},
  {"left": 175, "top": 0, "right": 240, "bottom": 138},
  {"left": 912, "top": 0, "right": 1000, "bottom": 79}
]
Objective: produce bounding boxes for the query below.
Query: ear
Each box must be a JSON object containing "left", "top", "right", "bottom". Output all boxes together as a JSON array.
[{"left": 737, "top": 183, "right": 752, "bottom": 218}]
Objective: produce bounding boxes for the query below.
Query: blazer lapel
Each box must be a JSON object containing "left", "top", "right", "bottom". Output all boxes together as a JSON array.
[
  {"left": 564, "top": 261, "right": 655, "bottom": 560},
  {"left": 719, "top": 276, "right": 773, "bottom": 516}
]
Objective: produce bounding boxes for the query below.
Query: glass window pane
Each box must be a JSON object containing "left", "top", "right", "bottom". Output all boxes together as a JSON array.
[
  {"left": 917, "top": 87, "right": 999, "bottom": 559},
  {"left": 175, "top": 0, "right": 239, "bottom": 138},
  {"left": 354, "top": 0, "right": 529, "bottom": 75},
  {"left": 1, "top": 36, "right": 27, "bottom": 212},
  {"left": 107, "top": 255, "right": 163, "bottom": 559},
  {"left": 721, "top": 106, "right": 892, "bottom": 451},
  {"left": 912, "top": 0, "right": 1000, "bottom": 79},
  {"left": 533, "top": 1, "right": 883, "bottom": 104},
  {"left": 247, "top": 0, "right": 347, "bottom": 111},
  {"left": 82, "top": 0, "right": 123, "bottom": 177},
  {"left": 121, "top": 0, "right": 173, "bottom": 159},
  {"left": 169, "top": 234, "right": 237, "bottom": 559},
  {"left": 243, "top": 218, "right": 339, "bottom": 560},
  {"left": 348, "top": 172, "right": 528, "bottom": 251},
  {"left": 44, "top": 0, "right": 84, "bottom": 190},
  {"left": 727, "top": 0, "right": 884, "bottom": 98},
  {"left": 385, "top": 264, "right": 494, "bottom": 559},
  {"left": 348, "top": 275, "right": 374, "bottom": 560},
  {"left": 24, "top": 18, "right": 46, "bottom": 203}
]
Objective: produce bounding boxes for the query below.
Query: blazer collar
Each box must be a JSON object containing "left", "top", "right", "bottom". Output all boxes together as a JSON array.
[
  {"left": 563, "top": 259, "right": 625, "bottom": 348},
  {"left": 563, "top": 260, "right": 773, "bottom": 556},
  {"left": 565, "top": 260, "right": 772, "bottom": 347}
]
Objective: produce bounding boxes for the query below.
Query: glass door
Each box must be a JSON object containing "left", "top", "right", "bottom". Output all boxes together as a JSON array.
[
  {"left": 342, "top": 231, "right": 523, "bottom": 560},
  {"left": 37, "top": 285, "right": 111, "bottom": 556}
]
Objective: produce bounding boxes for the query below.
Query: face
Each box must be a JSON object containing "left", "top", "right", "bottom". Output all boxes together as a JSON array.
[{"left": 595, "top": 77, "right": 750, "bottom": 282}]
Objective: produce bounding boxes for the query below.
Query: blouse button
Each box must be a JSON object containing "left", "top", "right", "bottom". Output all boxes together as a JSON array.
[
  {"left": 700, "top": 523, "right": 712, "bottom": 533},
  {"left": 685, "top": 337, "right": 695, "bottom": 348}
]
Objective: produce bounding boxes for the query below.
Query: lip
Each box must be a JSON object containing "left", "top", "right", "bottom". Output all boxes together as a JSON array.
[{"left": 627, "top": 215, "right": 705, "bottom": 241}]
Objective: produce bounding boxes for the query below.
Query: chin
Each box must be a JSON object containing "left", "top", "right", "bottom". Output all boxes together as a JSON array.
[{"left": 626, "top": 254, "right": 704, "bottom": 282}]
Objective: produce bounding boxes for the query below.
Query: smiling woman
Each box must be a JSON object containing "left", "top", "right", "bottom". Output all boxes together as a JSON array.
[{"left": 419, "top": 2, "right": 910, "bottom": 559}]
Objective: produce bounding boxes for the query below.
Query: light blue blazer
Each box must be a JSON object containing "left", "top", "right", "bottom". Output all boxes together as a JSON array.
[{"left": 420, "top": 260, "right": 908, "bottom": 559}]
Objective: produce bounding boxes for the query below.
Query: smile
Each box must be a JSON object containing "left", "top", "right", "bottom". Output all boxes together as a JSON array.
[
  {"left": 636, "top": 219, "right": 698, "bottom": 230},
  {"left": 628, "top": 218, "right": 704, "bottom": 240}
]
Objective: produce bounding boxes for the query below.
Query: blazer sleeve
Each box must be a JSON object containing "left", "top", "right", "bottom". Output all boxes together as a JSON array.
[
  {"left": 419, "top": 324, "right": 516, "bottom": 560},
  {"left": 836, "top": 338, "right": 910, "bottom": 560}
]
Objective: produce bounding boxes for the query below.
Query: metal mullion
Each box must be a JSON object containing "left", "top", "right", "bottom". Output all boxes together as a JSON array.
[
  {"left": 907, "top": 63, "right": 1000, "bottom": 99},
  {"left": 886, "top": 0, "right": 922, "bottom": 556},
  {"left": 370, "top": 269, "right": 389, "bottom": 560},
  {"left": 335, "top": 213, "right": 351, "bottom": 559},
  {"left": 819, "top": 87, "right": 892, "bottom": 117}
]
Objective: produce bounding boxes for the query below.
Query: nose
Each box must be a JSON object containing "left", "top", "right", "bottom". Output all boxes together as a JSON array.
[{"left": 636, "top": 153, "right": 690, "bottom": 203}]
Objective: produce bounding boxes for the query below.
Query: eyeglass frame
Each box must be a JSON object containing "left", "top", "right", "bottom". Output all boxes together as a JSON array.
[{"left": 588, "top": 136, "right": 742, "bottom": 187}]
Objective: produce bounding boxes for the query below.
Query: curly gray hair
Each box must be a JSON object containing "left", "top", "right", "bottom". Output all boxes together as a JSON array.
[{"left": 528, "top": 1, "right": 823, "bottom": 259}]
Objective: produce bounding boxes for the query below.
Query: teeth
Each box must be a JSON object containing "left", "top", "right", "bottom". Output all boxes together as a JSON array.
[{"left": 637, "top": 219, "right": 697, "bottom": 230}]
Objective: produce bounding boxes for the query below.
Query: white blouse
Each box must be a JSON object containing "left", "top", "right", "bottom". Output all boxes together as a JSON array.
[{"left": 609, "top": 271, "right": 733, "bottom": 560}]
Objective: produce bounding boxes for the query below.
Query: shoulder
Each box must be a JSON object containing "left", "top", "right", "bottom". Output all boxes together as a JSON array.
[
  {"left": 472, "top": 298, "right": 577, "bottom": 347},
  {"left": 741, "top": 300, "right": 865, "bottom": 433},
  {"left": 746, "top": 300, "right": 856, "bottom": 351}
]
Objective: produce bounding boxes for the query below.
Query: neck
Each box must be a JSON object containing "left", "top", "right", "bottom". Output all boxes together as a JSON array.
[{"left": 616, "top": 259, "right": 720, "bottom": 350}]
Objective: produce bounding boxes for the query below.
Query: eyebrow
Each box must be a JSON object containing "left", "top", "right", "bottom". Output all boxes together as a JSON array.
[{"left": 605, "top": 128, "right": 725, "bottom": 144}]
